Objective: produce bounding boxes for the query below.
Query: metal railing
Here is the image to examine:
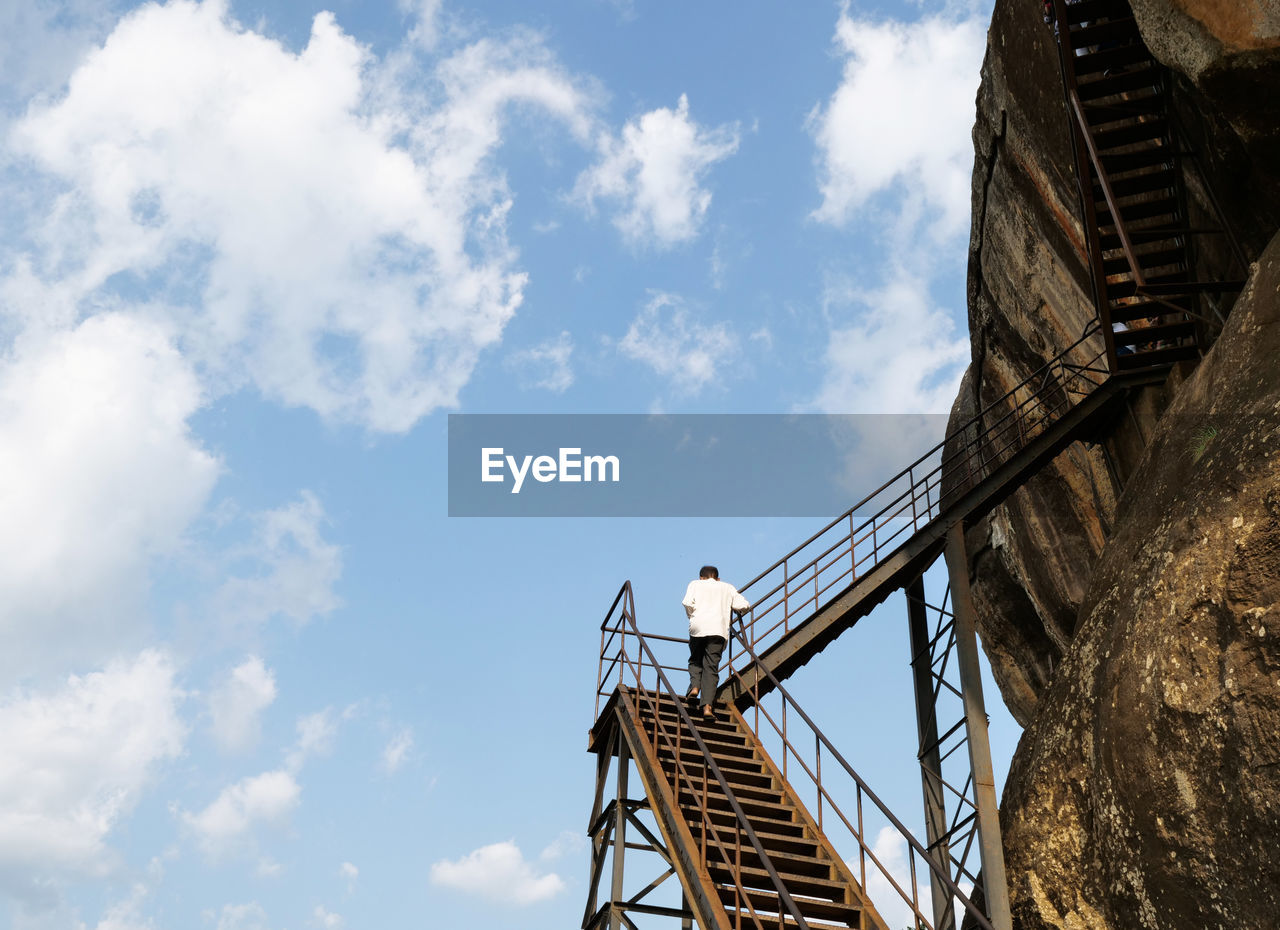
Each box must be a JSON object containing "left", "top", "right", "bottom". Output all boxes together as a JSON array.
[
  {"left": 727, "top": 623, "right": 996, "bottom": 930},
  {"left": 594, "top": 582, "right": 995, "bottom": 930},
  {"left": 726, "top": 326, "right": 1110, "bottom": 675},
  {"left": 595, "top": 581, "right": 815, "bottom": 930}
]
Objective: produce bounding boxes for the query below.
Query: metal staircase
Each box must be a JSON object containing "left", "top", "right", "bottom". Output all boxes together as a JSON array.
[
  {"left": 584, "top": 4, "right": 1255, "bottom": 928},
  {"left": 1047, "top": 0, "right": 1248, "bottom": 371}
]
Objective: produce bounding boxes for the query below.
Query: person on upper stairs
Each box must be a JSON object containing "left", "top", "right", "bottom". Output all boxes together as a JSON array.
[{"left": 682, "top": 565, "right": 750, "bottom": 720}]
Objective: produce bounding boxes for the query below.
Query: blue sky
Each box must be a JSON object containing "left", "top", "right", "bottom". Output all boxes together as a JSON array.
[{"left": 0, "top": 1, "right": 1011, "bottom": 928}]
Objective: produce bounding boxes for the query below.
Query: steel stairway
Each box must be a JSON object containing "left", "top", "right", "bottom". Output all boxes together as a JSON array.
[
  {"left": 586, "top": 7, "right": 1256, "bottom": 925},
  {"left": 1047, "top": 0, "right": 1247, "bottom": 372},
  {"left": 588, "top": 685, "right": 890, "bottom": 930}
]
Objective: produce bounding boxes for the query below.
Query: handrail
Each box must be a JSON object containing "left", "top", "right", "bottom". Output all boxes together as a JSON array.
[
  {"left": 593, "top": 582, "right": 996, "bottom": 930},
  {"left": 726, "top": 326, "right": 1109, "bottom": 675},
  {"left": 596, "top": 581, "right": 813, "bottom": 930},
  {"left": 726, "top": 623, "right": 997, "bottom": 930}
]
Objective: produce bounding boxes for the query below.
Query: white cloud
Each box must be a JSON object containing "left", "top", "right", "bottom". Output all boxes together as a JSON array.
[
  {"left": 538, "top": 830, "right": 587, "bottom": 862},
  {"left": 180, "top": 770, "right": 300, "bottom": 857},
  {"left": 576, "top": 94, "right": 738, "bottom": 248},
  {"left": 380, "top": 727, "right": 414, "bottom": 775},
  {"left": 810, "top": 6, "right": 987, "bottom": 241},
  {"left": 8, "top": 0, "right": 597, "bottom": 431},
  {"left": 92, "top": 883, "right": 153, "bottom": 930},
  {"left": 339, "top": 862, "right": 358, "bottom": 892},
  {"left": 0, "top": 314, "right": 218, "bottom": 682},
  {"left": 811, "top": 270, "right": 968, "bottom": 414},
  {"left": 429, "top": 840, "right": 566, "bottom": 906},
  {"left": 285, "top": 709, "right": 341, "bottom": 773},
  {"left": 0, "top": 651, "right": 185, "bottom": 898},
  {"left": 504, "top": 331, "right": 574, "bottom": 392},
  {"left": 214, "top": 902, "right": 270, "bottom": 930},
  {"left": 860, "top": 826, "right": 940, "bottom": 930},
  {"left": 311, "top": 906, "right": 343, "bottom": 929},
  {"left": 212, "top": 492, "right": 342, "bottom": 635},
  {"left": 208, "top": 656, "right": 277, "bottom": 754},
  {"left": 618, "top": 293, "right": 739, "bottom": 395}
]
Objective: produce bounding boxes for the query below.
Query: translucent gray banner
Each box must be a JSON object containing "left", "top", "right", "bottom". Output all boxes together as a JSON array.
[{"left": 448, "top": 414, "right": 948, "bottom": 517}]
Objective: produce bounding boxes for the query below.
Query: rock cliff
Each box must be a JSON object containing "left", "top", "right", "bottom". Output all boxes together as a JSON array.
[{"left": 958, "top": 0, "right": 1280, "bottom": 923}]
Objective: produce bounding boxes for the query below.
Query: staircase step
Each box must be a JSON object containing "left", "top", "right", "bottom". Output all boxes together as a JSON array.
[
  {"left": 1095, "top": 196, "right": 1179, "bottom": 228},
  {"left": 1112, "top": 321, "right": 1197, "bottom": 347},
  {"left": 1091, "top": 116, "right": 1167, "bottom": 151},
  {"left": 697, "top": 842, "right": 836, "bottom": 881},
  {"left": 1092, "top": 166, "right": 1177, "bottom": 200},
  {"left": 1109, "top": 297, "right": 1195, "bottom": 323},
  {"left": 718, "top": 887, "right": 865, "bottom": 929},
  {"left": 661, "top": 744, "right": 767, "bottom": 775},
  {"left": 1083, "top": 92, "right": 1162, "bottom": 128},
  {"left": 704, "top": 824, "right": 824, "bottom": 860},
  {"left": 1116, "top": 344, "right": 1200, "bottom": 369},
  {"left": 1077, "top": 63, "right": 1160, "bottom": 100},
  {"left": 1105, "top": 271, "right": 1188, "bottom": 299},
  {"left": 1103, "top": 245, "right": 1185, "bottom": 275},
  {"left": 723, "top": 907, "right": 860, "bottom": 930},
  {"left": 706, "top": 861, "right": 850, "bottom": 901},
  {"left": 661, "top": 758, "right": 776, "bottom": 791},
  {"left": 675, "top": 777, "right": 787, "bottom": 809},
  {"left": 1070, "top": 16, "right": 1139, "bottom": 49},
  {"left": 1099, "top": 227, "right": 1182, "bottom": 250},
  {"left": 1072, "top": 41, "right": 1151, "bottom": 76},
  {"left": 647, "top": 704, "right": 745, "bottom": 738},
  {"left": 696, "top": 804, "right": 808, "bottom": 838}
]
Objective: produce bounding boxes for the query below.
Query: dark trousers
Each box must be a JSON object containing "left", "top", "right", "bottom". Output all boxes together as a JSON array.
[{"left": 688, "top": 635, "right": 726, "bottom": 707}]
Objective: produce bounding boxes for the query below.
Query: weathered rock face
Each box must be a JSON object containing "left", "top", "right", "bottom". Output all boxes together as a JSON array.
[
  {"left": 1000, "top": 230, "right": 1280, "bottom": 930},
  {"left": 960, "top": 0, "right": 1280, "bottom": 922},
  {"left": 960, "top": 0, "right": 1280, "bottom": 724},
  {"left": 1131, "top": 0, "right": 1280, "bottom": 180}
]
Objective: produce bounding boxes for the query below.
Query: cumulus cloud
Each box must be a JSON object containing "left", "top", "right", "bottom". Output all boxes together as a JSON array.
[
  {"left": 208, "top": 656, "right": 277, "bottom": 753},
  {"left": 811, "top": 270, "right": 968, "bottom": 415},
  {"left": 311, "top": 906, "right": 343, "bottom": 929},
  {"left": 0, "top": 315, "right": 218, "bottom": 681},
  {"left": 212, "top": 492, "right": 342, "bottom": 636},
  {"left": 429, "top": 840, "right": 566, "bottom": 906},
  {"left": 180, "top": 770, "right": 300, "bottom": 857},
  {"left": 338, "top": 862, "right": 358, "bottom": 892},
  {"left": 7, "top": 0, "right": 597, "bottom": 431},
  {"left": 503, "top": 331, "right": 573, "bottom": 392},
  {"left": 0, "top": 651, "right": 185, "bottom": 898},
  {"left": 380, "top": 727, "right": 414, "bottom": 775},
  {"left": 618, "top": 292, "right": 738, "bottom": 395},
  {"left": 576, "top": 94, "right": 738, "bottom": 248},
  {"left": 285, "top": 709, "right": 342, "bottom": 773},
  {"left": 809, "top": 6, "right": 987, "bottom": 241},
  {"left": 213, "top": 902, "right": 270, "bottom": 930}
]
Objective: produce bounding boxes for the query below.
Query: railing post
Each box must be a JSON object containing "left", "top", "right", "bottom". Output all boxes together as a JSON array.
[
  {"left": 944, "top": 523, "right": 1012, "bottom": 930},
  {"left": 609, "top": 739, "right": 630, "bottom": 930},
  {"left": 907, "top": 572, "right": 956, "bottom": 930}
]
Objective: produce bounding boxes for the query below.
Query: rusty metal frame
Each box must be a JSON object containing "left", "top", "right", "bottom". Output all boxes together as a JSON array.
[{"left": 1046, "top": 0, "right": 1247, "bottom": 371}]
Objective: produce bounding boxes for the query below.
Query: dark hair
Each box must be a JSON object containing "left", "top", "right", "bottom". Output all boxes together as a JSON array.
[{"left": 699, "top": 565, "right": 719, "bottom": 579}]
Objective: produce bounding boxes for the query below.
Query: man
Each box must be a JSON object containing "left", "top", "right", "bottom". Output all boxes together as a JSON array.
[{"left": 682, "top": 565, "right": 750, "bottom": 719}]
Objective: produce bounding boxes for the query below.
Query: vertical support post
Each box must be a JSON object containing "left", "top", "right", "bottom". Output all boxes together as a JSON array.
[
  {"left": 681, "top": 891, "right": 693, "bottom": 930},
  {"left": 609, "top": 740, "right": 630, "bottom": 930},
  {"left": 906, "top": 572, "right": 956, "bottom": 930},
  {"left": 944, "top": 522, "right": 1013, "bottom": 930}
]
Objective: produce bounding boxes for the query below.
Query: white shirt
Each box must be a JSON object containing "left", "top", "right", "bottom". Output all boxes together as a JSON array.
[{"left": 682, "top": 578, "right": 750, "bottom": 639}]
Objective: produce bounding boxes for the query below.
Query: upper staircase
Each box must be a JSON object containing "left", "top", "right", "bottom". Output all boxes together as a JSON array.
[{"left": 1048, "top": 0, "right": 1247, "bottom": 371}]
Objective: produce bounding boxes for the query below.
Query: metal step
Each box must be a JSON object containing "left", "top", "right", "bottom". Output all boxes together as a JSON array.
[
  {"left": 1077, "top": 63, "right": 1160, "bottom": 100},
  {"left": 1112, "top": 321, "right": 1197, "bottom": 346},
  {"left": 1072, "top": 41, "right": 1151, "bottom": 76},
  {"left": 1091, "top": 115, "right": 1168, "bottom": 151},
  {"left": 1070, "top": 16, "right": 1139, "bottom": 49},
  {"left": 718, "top": 887, "right": 864, "bottom": 930},
  {"left": 1116, "top": 344, "right": 1200, "bottom": 369}
]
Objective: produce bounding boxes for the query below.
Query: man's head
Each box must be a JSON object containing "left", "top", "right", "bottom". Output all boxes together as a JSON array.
[{"left": 699, "top": 565, "right": 719, "bottom": 580}]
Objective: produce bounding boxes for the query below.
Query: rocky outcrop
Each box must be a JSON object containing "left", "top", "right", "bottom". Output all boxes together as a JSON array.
[
  {"left": 959, "top": 0, "right": 1280, "bottom": 923},
  {"left": 1131, "top": 0, "right": 1280, "bottom": 180},
  {"left": 1000, "top": 230, "right": 1280, "bottom": 930},
  {"left": 960, "top": 0, "right": 1280, "bottom": 723}
]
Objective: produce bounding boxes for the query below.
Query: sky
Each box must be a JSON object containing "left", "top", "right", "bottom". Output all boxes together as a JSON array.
[{"left": 0, "top": 1, "right": 1012, "bottom": 928}]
